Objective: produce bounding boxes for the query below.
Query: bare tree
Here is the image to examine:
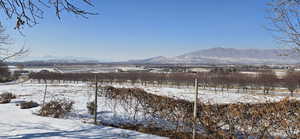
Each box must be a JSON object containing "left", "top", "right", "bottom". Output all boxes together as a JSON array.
[
  {"left": 0, "top": 24, "right": 27, "bottom": 61},
  {"left": 257, "top": 71, "right": 278, "bottom": 94},
  {"left": 267, "top": 0, "right": 300, "bottom": 50},
  {"left": 282, "top": 71, "right": 298, "bottom": 96},
  {"left": 0, "top": 0, "right": 96, "bottom": 29},
  {"left": 0, "top": 1, "right": 95, "bottom": 60},
  {"left": 0, "top": 61, "right": 10, "bottom": 82}
]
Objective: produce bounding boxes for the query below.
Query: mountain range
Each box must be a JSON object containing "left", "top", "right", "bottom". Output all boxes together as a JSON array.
[
  {"left": 127, "top": 47, "right": 300, "bottom": 64},
  {"left": 14, "top": 48, "right": 300, "bottom": 65},
  {"left": 15, "top": 55, "right": 101, "bottom": 63}
]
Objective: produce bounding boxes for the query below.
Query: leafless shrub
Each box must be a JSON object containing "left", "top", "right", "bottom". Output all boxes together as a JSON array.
[
  {"left": 38, "top": 99, "right": 74, "bottom": 118},
  {"left": 87, "top": 101, "right": 96, "bottom": 115},
  {"left": 20, "top": 101, "right": 39, "bottom": 109},
  {"left": 0, "top": 92, "right": 16, "bottom": 104},
  {"left": 0, "top": 92, "right": 16, "bottom": 99},
  {"left": 0, "top": 97, "right": 10, "bottom": 104},
  {"left": 100, "top": 86, "right": 300, "bottom": 138}
]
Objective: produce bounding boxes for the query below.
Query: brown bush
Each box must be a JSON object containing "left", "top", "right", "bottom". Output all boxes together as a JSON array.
[
  {"left": 86, "top": 101, "right": 96, "bottom": 115},
  {"left": 100, "top": 86, "right": 300, "bottom": 138},
  {"left": 0, "top": 98, "right": 11, "bottom": 104},
  {"left": 38, "top": 99, "right": 74, "bottom": 118},
  {"left": 0, "top": 92, "right": 16, "bottom": 104},
  {"left": 101, "top": 86, "right": 194, "bottom": 134},
  {"left": 20, "top": 101, "right": 39, "bottom": 109},
  {"left": 0, "top": 92, "right": 16, "bottom": 99}
]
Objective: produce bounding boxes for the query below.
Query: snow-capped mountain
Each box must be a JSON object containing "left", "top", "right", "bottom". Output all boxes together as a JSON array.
[
  {"left": 128, "top": 47, "right": 300, "bottom": 64},
  {"left": 128, "top": 56, "right": 171, "bottom": 64}
]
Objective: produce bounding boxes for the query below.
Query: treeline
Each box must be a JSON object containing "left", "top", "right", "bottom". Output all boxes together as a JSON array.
[
  {"left": 7, "top": 62, "right": 99, "bottom": 67},
  {"left": 29, "top": 71, "right": 300, "bottom": 96},
  {"left": 0, "top": 62, "right": 17, "bottom": 82}
]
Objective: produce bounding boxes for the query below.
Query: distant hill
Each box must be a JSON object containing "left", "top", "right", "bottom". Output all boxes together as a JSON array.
[
  {"left": 127, "top": 47, "right": 300, "bottom": 64},
  {"left": 13, "top": 55, "right": 100, "bottom": 64}
]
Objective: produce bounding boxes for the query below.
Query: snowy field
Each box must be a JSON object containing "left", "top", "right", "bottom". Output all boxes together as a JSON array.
[
  {"left": 0, "top": 103, "right": 164, "bottom": 139},
  {"left": 108, "top": 83, "right": 295, "bottom": 104},
  {"left": 0, "top": 80, "right": 298, "bottom": 138},
  {"left": 0, "top": 81, "right": 166, "bottom": 139}
]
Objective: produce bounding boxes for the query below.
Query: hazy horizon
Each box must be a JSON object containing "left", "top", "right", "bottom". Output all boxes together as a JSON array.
[{"left": 11, "top": 47, "right": 293, "bottom": 62}]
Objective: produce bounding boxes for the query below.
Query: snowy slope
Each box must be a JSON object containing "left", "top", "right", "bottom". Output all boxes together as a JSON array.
[
  {"left": 0, "top": 103, "right": 163, "bottom": 139},
  {"left": 0, "top": 81, "right": 299, "bottom": 138},
  {"left": 0, "top": 82, "right": 167, "bottom": 139}
]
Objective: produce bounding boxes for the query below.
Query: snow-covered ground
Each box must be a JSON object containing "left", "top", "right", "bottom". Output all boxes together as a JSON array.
[
  {"left": 108, "top": 83, "right": 294, "bottom": 104},
  {"left": 0, "top": 82, "right": 166, "bottom": 139},
  {"left": 0, "top": 80, "right": 298, "bottom": 138},
  {"left": 9, "top": 67, "right": 57, "bottom": 73},
  {"left": 0, "top": 103, "right": 164, "bottom": 139}
]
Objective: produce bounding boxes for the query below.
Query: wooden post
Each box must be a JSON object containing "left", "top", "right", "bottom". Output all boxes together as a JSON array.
[
  {"left": 193, "top": 78, "right": 198, "bottom": 139},
  {"left": 94, "top": 75, "right": 98, "bottom": 125},
  {"left": 42, "top": 79, "right": 47, "bottom": 107}
]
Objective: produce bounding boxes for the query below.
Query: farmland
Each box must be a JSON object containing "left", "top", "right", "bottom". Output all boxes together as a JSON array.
[{"left": 2, "top": 67, "right": 300, "bottom": 138}]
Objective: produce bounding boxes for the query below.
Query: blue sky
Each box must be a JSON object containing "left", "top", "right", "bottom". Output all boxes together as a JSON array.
[{"left": 3, "top": 0, "right": 276, "bottom": 61}]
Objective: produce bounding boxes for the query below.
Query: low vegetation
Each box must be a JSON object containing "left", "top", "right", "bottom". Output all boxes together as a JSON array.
[
  {"left": 0, "top": 92, "right": 16, "bottom": 104},
  {"left": 38, "top": 99, "right": 74, "bottom": 118},
  {"left": 99, "top": 86, "right": 300, "bottom": 138},
  {"left": 28, "top": 71, "right": 300, "bottom": 138},
  {"left": 20, "top": 101, "right": 39, "bottom": 109},
  {"left": 30, "top": 70, "right": 300, "bottom": 96},
  {"left": 0, "top": 62, "right": 19, "bottom": 83},
  {"left": 86, "top": 101, "right": 96, "bottom": 115}
]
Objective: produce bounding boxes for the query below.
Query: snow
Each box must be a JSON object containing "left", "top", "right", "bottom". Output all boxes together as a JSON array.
[
  {"left": 0, "top": 82, "right": 167, "bottom": 139},
  {"left": 0, "top": 80, "right": 298, "bottom": 138},
  {"left": 9, "top": 67, "right": 56, "bottom": 73},
  {"left": 0, "top": 103, "right": 163, "bottom": 139},
  {"left": 108, "top": 83, "right": 290, "bottom": 104}
]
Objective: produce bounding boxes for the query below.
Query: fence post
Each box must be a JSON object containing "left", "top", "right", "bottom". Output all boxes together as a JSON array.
[
  {"left": 94, "top": 75, "right": 98, "bottom": 125},
  {"left": 42, "top": 79, "right": 47, "bottom": 107},
  {"left": 193, "top": 78, "right": 198, "bottom": 139}
]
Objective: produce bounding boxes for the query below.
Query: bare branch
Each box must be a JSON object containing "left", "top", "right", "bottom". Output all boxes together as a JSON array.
[
  {"left": 267, "top": 0, "right": 300, "bottom": 51},
  {"left": 0, "top": 0, "right": 96, "bottom": 29},
  {"left": 0, "top": 23, "right": 28, "bottom": 61}
]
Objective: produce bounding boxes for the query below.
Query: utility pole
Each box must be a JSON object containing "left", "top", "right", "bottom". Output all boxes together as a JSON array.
[
  {"left": 94, "top": 75, "right": 98, "bottom": 125},
  {"left": 193, "top": 78, "right": 198, "bottom": 139}
]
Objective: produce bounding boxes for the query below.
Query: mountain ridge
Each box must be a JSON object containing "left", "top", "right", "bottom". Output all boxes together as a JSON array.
[{"left": 127, "top": 47, "right": 300, "bottom": 64}]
